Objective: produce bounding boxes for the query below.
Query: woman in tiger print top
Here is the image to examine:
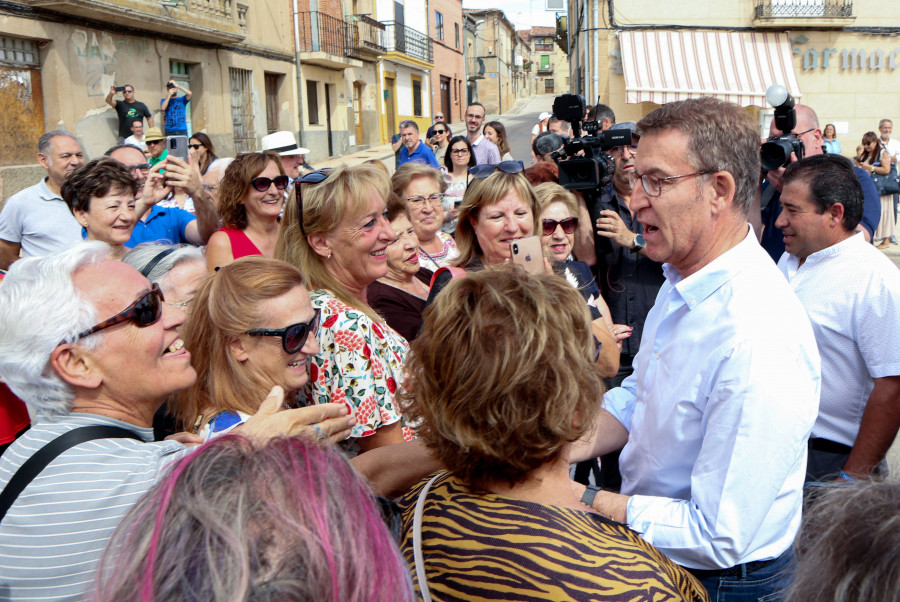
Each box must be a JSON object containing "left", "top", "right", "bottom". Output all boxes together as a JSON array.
[{"left": 397, "top": 268, "right": 707, "bottom": 602}]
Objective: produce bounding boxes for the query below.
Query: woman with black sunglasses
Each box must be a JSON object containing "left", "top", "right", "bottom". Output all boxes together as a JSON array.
[
  {"left": 188, "top": 132, "right": 218, "bottom": 176},
  {"left": 205, "top": 151, "right": 289, "bottom": 272},
  {"left": 441, "top": 136, "right": 476, "bottom": 234},
  {"left": 428, "top": 121, "right": 451, "bottom": 164},
  {"left": 172, "top": 256, "right": 327, "bottom": 440}
]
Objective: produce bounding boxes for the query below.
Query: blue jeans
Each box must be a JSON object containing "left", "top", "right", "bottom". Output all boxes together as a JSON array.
[{"left": 691, "top": 549, "right": 794, "bottom": 602}]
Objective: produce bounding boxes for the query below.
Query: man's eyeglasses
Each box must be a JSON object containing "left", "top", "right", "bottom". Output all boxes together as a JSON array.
[
  {"left": 466, "top": 113, "right": 484, "bottom": 120},
  {"left": 250, "top": 175, "right": 290, "bottom": 192},
  {"left": 246, "top": 310, "right": 320, "bottom": 354},
  {"left": 65, "top": 283, "right": 164, "bottom": 344},
  {"left": 542, "top": 217, "right": 579, "bottom": 235},
  {"left": 188, "top": 144, "right": 203, "bottom": 150},
  {"left": 628, "top": 170, "right": 716, "bottom": 197},
  {"left": 610, "top": 144, "right": 639, "bottom": 156},
  {"left": 468, "top": 160, "right": 525, "bottom": 180},
  {"left": 450, "top": 148, "right": 470, "bottom": 155},
  {"left": 404, "top": 193, "right": 444, "bottom": 208},
  {"left": 124, "top": 163, "right": 150, "bottom": 173},
  {"left": 296, "top": 169, "right": 333, "bottom": 236}
]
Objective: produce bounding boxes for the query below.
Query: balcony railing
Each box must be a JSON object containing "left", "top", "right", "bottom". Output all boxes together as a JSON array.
[
  {"left": 382, "top": 21, "right": 433, "bottom": 64},
  {"left": 754, "top": 0, "right": 852, "bottom": 18},
  {"left": 536, "top": 62, "right": 554, "bottom": 74},
  {"left": 349, "top": 15, "right": 387, "bottom": 55},
  {"left": 297, "top": 11, "right": 348, "bottom": 56}
]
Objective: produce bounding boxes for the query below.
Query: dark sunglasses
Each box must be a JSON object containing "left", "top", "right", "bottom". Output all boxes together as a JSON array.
[
  {"left": 467, "top": 160, "right": 525, "bottom": 183},
  {"left": 296, "top": 169, "right": 333, "bottom": 236},
  {"left": 66, "top": 283, "right": 164, "bottom": 343},
  {"left": 146, "top": 139, "right": 164, "bottom": 145},
  {"left": 542, "top": 217, "right": 579, "bottom": 235},
  {"left": 246, "top": 310, "right": 320, "bottom": 354},
  {"left": 188, "top": 143, "right": 203, "bottom": 150},
  {"left": 250, "top": 174, "right": 290, "bottom": 192},
  {"left": 433, "top": 129, "right": 447, "bottom": 134}
]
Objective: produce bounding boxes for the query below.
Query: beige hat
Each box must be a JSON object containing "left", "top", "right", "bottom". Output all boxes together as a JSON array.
[
  {"left": 261, "top": 131, "right": 310, "bottom": 156},
  {"left": 144, "top": 127, "right": 164, "bottom": 142}
]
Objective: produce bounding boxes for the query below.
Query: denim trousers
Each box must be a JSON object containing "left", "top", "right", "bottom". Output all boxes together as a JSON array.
[{"left": 691, "top": 548, "right": 794, "bottom": 602}]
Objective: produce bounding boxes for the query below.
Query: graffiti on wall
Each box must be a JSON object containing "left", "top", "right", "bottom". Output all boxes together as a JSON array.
[{"left": 72, "top": 30, "right": 151, "bottom": 97}]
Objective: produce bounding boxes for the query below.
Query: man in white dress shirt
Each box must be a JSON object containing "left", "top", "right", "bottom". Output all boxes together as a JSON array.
[
  {"left": 775, "top": 153, "right": 900, "bottom": 482},
  {"left": 573, "top": 97, "right": 821, "bottom": 600}
]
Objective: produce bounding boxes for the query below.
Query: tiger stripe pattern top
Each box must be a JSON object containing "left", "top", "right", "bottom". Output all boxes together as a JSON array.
[{"left": 398, "top": 473, "right": 708, "bottom": 602}]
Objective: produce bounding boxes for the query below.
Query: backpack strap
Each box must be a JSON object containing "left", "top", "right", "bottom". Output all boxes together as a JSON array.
[
  {"left": 428, "top": 266, "right": 466, "bottom": 289},
  {"left": 0, "top": 425, "right": 142, "bottom": 523}
]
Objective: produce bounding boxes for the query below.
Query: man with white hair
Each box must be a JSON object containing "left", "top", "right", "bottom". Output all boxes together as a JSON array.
[{"left": 0, "top": 243, "right": 354, "bottom": 600}]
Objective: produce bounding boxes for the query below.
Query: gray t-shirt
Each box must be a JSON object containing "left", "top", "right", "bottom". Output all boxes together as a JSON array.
[
  {"left": 0, "top": 178, "right": 82, "bottom": 258},
  {"left": 0, "top": 413, "right": 188, "bottom": 601}
]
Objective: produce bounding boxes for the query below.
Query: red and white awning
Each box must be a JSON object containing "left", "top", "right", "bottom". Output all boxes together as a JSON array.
[{"left": 619, "top": 30, "right": 802, "bottom": 108}]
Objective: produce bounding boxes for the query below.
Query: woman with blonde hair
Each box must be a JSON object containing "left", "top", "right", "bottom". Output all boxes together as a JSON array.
[
  {"left": 391, "top": 163, "right": 457, "bottom": 269},
  {"left": 205, "top": 151, "right": 288, "bottom": 271},
  {"left": 276, "top": 163, "right": 414, "bottom": 453},
  {"left": 397, "top": 268, "right": 706, "bottom": 601},
  {"left": 855, "top": 131, "right": 895, "bottom": 248}
]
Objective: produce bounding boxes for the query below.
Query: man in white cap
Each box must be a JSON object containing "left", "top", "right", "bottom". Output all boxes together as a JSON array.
[{"left": 260, "top": 131, "right": 313, "bottom": 181}]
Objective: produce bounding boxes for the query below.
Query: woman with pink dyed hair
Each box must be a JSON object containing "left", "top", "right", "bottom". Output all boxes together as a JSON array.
[{"left": 91, "top": 435, "right": 413, "bottom": 601}]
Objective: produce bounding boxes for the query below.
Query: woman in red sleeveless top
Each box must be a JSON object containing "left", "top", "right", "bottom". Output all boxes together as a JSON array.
[{"left": 205, "top": 151, "right": 288, "bottom": 272}]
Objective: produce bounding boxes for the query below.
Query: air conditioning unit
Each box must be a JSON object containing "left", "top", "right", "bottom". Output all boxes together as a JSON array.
[{"left": 546, "top": 0, "right": 565, "bottom": 11}]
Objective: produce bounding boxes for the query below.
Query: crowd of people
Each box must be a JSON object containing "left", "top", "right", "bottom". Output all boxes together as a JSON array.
[{"left": 0, "top": 92, "right": 899, "bottom": 602}]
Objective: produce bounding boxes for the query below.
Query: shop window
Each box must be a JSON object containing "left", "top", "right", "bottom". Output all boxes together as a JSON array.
[
  {"left": 307, "top": 80, "right": 320, "bottom": 125},
  {"left": 0, "top": 36, "right": 44, "bottom": 166}
]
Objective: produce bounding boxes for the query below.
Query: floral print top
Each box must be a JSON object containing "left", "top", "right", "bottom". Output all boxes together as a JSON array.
[
  {"left": 305, "top": 290, "right": 415, "bottom": 451},
  {"left": 418, "top": 231, "right": 459, "bottom": 271}
]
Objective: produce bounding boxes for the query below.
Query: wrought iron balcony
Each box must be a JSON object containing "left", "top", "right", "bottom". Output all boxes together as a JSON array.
[
  {"left": 536, "top": 62, "right": 554, "bottom": 75},
  {"left": 467, "top": 57, "right": 485, "bottom": 79},
  {"left": 348, "top": 15, "right": 387, "bottom": 57},
  {"left": 754, "top": 0, "right": 853, "bottom": 19},
  {"left": 381, "top": 21, "right": 433, "bottom": 64},
  {"left": 297, "top": 11, "right": 348, "bottom": 56}
]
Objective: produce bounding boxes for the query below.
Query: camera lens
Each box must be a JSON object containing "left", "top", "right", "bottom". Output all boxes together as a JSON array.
[
  {"left": 760, "top": 138, "right": 794, "bottom": 172},
  {"left": 512, "top": 244, "right": 519, "bottom": 253}
]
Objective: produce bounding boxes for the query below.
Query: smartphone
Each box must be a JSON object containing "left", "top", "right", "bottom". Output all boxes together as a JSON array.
[
  {"left": 114, "top": 86, "right": 126, "bottom": 93},
  {"left": 510, "top": 236, "right": 544, "bottom": 275},
  {"left": 166, "top": 135, "right": 190, "bottom": 162}
]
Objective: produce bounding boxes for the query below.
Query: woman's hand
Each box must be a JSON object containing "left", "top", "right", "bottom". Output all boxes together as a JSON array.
[
  {"left": 610, "top": 324, "right": 633, "bottom": 351},
  {"left": 239, "top": 386, "right": 356, "bottom": 445}
]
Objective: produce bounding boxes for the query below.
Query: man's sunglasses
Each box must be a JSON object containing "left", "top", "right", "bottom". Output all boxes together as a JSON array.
[
  {"left": 146, "top": 139, "right": 164, "bottom": 146},
  {"left": 66, "top": 283, "right": 164, "bottom": 344},
  {"left": 188, "top": 143, "right": 203, "bottom": 150},
  {"left": 245, "top": 310, "right": 320, "bottom": 354},
  {"left": 467, "top": 160, "right": 525, "bottom": 182},
  {"left": 250, "top": 174, "right": 290, "bottom": 192},
  {"left": 542, "top": 217, "right": 579, "bottom": 235},
  {"left": 296, "top": 169, "right": 333, "bottom": 236}
]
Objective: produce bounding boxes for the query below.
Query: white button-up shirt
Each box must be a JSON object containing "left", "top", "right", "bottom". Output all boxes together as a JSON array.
[
  {"left": 778, "top": 232, "right": 900, "bottom": 446},
  {"left": 604, "top": 227, "right": 821, "bottom": 570}
]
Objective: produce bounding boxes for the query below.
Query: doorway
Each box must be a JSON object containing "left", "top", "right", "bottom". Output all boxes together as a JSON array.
[
  {"left": 440, "top": 76, "right": 451, "bottom": 124},
  {"left": 353, "top": 82, "right": 363, "bottom": 146},
  {"left": 384, "top": 74, "right": 396, "bottom": 142}
]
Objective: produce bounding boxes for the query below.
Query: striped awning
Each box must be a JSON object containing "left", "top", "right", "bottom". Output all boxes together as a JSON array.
[{"left": 619, "top": 30, "right": 802, "bottom": 108}]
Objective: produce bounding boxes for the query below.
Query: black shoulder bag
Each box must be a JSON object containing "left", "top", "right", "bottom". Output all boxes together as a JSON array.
[{"left": 0, "top": 426, "right": 142, "bottom": 523}]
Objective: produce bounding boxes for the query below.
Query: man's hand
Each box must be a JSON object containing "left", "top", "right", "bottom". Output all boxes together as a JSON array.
[
  {"left": 596, "top": 209, "right": 636, "bottom": 249},
  {"left": 765, "top": 152, "right": 798, "bottom": 193},
  {"left": 164, "top": 156, "right": 202, "bottom": 199},
  {"left": 239, "top": 386, "right": 356, "bottom": 444},
  {"left": 135, "top": 161, "right": 171, "bottom": 220},
  {"left": 166, "top": 155, "right": 219, "bottom": 245}
]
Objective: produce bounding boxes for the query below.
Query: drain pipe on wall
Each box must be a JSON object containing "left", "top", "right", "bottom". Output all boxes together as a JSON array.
[
  {"left": 292, "top": 0, "right": 306, "bottom": 146},
  {"left": 592, "top": 0, "right": 599, "bottom": 105}
]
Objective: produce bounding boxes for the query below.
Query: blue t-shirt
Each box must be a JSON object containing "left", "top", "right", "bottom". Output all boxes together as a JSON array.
[
  {"left": 161, "top": 95, "right": 189, "bottom": 133},
  {"left": 398, "top": 141, "right": 439, "bottom": 168},
  {"left": 127, "top": 205, "right": 196, "bottom": 247}
]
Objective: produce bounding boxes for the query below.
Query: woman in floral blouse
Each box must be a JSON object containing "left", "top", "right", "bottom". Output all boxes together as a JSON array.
[{"left": 276, "top": 163, "right": 415, "bottom": 453}]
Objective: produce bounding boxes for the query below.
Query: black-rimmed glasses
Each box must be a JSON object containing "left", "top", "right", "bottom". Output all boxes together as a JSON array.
[
  {"left": 65, "top": 283, "right": 164, "bottom": 344},
  {"left": 250, "top": 175, "right": 290, "bottom": 192},
  {"left": 542, "top": 217, "right": 579, "bottom": 235},
  {"left": 296, "top": 169, "right": 332, "bottom": 236},
  {"left": 246, "top": 310, "right": 320, "bottom": 354},
  {"left": 628, "top": 170, "right": 717, "bottom": 197}
]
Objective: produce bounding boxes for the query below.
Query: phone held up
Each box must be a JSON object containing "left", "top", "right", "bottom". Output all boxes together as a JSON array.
[
  {"left": 114, "top": 86, "right": 126, "bottom": 93},
  {"left": 510, "top": 236, "right": 544, "bottom": 275},
  {"left": 166, "top": 135, "right": 190, "bottom": 162}
]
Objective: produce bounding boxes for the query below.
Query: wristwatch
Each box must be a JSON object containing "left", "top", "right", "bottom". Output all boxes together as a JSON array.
[{"left": 632, "top": 233, "right": 646, "bottom": 251}]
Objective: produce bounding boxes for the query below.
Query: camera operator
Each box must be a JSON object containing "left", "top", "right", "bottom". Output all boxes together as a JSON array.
[
  {"left": 160, "top": 80, "right": 192, "bottom": 137},
  {"left": 531, "top": 131, "right": 567, "bottom": 164},
  {"left": 759, "top": 103, "right": 879, "bottom": 261}
]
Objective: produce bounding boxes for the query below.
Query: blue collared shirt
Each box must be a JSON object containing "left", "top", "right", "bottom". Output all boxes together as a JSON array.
[
  {"left": 398, "top": 141, "right": 439, "bottom": 168},
  {"left": 604, "top": 227, "right": 821, "bottom": 570},
  {"left": 127, "top": 204, "right": 195, "bottom": 247}
]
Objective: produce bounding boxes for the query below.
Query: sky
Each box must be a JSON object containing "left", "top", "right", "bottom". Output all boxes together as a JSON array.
[{"left": 461, "top": 0, "right": 563, "bottom": 30}]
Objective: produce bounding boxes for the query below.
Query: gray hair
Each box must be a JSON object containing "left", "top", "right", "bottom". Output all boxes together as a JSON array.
[
  {"left": 787, "top": 480, "right": 900, "bottom": 602},
  {"left": 38, "top": 130, "right": 77, "bottom": 157},
  {"left": 123, "top": 243, "right": 205, "bottom": 289},
  {"left": 204, "top": 157, "right": 234, "bottom": 180},
  {"left": 399, "top": 119, "right": 419, "bottom": 132},
  {"left": 879, "top": 118, "right": 893, "bottom": 129},
  {"left": 0, "top": 242, "right": 110, "bottom": 420}
]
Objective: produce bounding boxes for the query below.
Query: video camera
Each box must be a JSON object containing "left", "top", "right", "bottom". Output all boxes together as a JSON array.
[
  {"left": 760, "top": 85, "right": 804, "bottom": 172},
  {"left": 551, "top": 94, "right": 630, "bottom": 192}
]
